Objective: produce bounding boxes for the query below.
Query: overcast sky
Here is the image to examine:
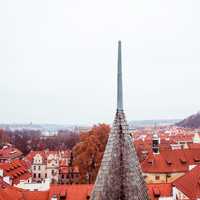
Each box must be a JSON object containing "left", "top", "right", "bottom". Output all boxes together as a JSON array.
[{"left": 0, "top": 0, "right": 200, "bottom": 125}]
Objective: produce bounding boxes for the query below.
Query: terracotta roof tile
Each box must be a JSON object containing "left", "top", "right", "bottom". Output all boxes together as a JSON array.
[
  {"left": 147, "top": 183, "right": 172, "bottom": 200},
  {"left": 142, "top": 149, "right": 200, "bottom": 173},
  {"left": 173, "top": 165, "right": 200, "bottom": 199},
  {"left": 0, "top": 160, "right": 31, "bottom": 185}
]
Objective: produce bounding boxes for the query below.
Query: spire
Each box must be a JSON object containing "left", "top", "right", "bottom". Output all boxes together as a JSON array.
[
  {"left": 117, "top": 40, "right": 123, "bottom": 111},
  {"left": 90, "top": 42, "right": 149, "bottom": 200}
]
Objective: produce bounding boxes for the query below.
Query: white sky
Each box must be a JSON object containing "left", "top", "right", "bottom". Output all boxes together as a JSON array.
[{"left": 0, "top": 0, "right": 200, "bottom": 125}]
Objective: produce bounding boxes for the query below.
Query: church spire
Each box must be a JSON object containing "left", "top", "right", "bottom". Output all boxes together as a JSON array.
[
  {"left": 117, "top": 40, "right": 123, "bottom": 111},
  {"left": 90, "top": 41, "right": 149, "bottom": 200}
]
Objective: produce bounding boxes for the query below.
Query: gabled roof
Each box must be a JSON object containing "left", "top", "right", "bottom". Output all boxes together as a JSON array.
[
  {"left": 0, "top": 146, "right": 23, "bottom": 160},
  {"left": 147, "top": 183, "right": 172, "bottom": 200},
  {"left": 24, "top": 150, "right": 71, "bottom": 165},
  {"left": 141, "top": 149, "right": 200, "bottom": 173},
  {"left": 173, "top": 165, "right": 200, "bottom": 199},
  {"left": 0, "top": 160, "right": 31, "bottom": 185}
]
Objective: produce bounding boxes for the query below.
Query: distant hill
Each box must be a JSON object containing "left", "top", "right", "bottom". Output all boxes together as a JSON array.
[{"left": 176, "top": 112, "right": 200, "bottom": 128}]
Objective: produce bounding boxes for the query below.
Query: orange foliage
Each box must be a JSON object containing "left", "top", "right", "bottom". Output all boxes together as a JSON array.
[{"left": 73, "top": 124, "right": 110, "bottom": 183}]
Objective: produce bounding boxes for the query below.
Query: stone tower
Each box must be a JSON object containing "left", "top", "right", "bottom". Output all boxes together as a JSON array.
[
  {"left": 152, "top": 127, "right": 160, "bottom": 154},
  {"left": 90, "top": 41, "right": 149, "bottom": 200}
]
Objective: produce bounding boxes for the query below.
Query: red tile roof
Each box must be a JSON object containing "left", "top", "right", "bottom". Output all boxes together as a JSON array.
[
  {"left": 22, "top": 191, "right": 49, "bottom": 200},
  {"left": 173, "top": 165, "right": 200, "bottom": 200},
  {"left": 0, "top": 186, "right": 23, "bottom": 200},
  {"left": 0, "top": 146, "right": 23, "bottom": 161},
  {"left": 49, "top": 184, "right": 92, "bottom": 200},
  {"left": 0, "top": 160, "right": 31, "bottom": 185},
  {"left": 24, "top": 150, "right": 71, "bottom": 165},
  {"left": 147, "top": 183, "right": 172, "bottom": 200},
  {"left": 141, "top": 149, "right": 200, "bottom": 173},
  {"left": 188, "top": 143, "right": 200, "bottom": 149},
  {"left": 0, "top": 182, "right": 173, "bottom": 200}
]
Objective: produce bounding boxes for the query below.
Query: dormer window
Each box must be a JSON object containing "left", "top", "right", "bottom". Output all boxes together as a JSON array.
[
  {"left": 153, "top": 187, "right": 160, "bottom": 197},
  {"left": 194, "top": 157, "right": 200, "bottom": 162},
  {"left": 180, "top": 158, "right": 187, "bottom": 164},
  {"left": 60, "top": 191, "right": 66, "bottom": 200},
  {"left": 166, "top": 160, "right": 172, "bottom": 165},
  {"left": 148, "top": 159, "right": 154, "bottom": 165}
]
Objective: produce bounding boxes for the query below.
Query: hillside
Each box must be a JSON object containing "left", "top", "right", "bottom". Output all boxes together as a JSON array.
[{"left": 176, "top": 112, "right": 200, "bottom": 128}]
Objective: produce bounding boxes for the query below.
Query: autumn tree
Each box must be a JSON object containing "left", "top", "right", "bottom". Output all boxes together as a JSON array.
[
  {"left": 0, "top": 129, "right": 10, "bottom": 147},
  {"left": 4, "top": 129, "right": 79, "bottom": 155},
  {"left": 73, "top": 124, "right": 110, "bottom": 183}
]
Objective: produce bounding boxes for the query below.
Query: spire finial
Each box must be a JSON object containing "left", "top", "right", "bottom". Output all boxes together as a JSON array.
[{"left": 117, "top": 40, "right": 123, "bottom": 111}]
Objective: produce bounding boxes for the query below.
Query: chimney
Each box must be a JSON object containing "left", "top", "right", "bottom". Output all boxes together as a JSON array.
[{"left": 51, "top": 194, "right": 58, "bottom": 200}]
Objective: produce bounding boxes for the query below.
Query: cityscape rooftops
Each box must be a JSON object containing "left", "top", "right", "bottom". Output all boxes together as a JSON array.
[
  {"left": 142, "top": 148, "right": 200, "bottom": 173},
  {"left": 0, "top": 145, "right": 23, "bottom": 162},
  {"left": 0, "top": 159, "right": 31, "bottom": 185},
  {"left": 173, "top": 165, "right": 200, "bottom": 199}
]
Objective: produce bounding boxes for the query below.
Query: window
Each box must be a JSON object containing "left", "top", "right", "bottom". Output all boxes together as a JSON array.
[
  {"left": 45, "top": 173, "right": 47, "bottom": 178},
  {"left": 33, "top": 173, "right": 36, "bottom": 178},
  {"left": 166, "top": 160, "right": 172, "bottom": 165},
  {"left": 180, "top": 158, "right": 187, "bottom": 164},
  {"left": 155, "top": 175, "right": 160, "bottom": 180},
  {"left": 38, "top": 166, "right": 41, "bottom": 170},
  {"left": 62, "top": 174, "right": 64, "bottom": 179},
  {"left": 38, "top": 173, "right": 41, "bottom": 178},
  {"left": 143, "top": 175, "right": 147, "bottom": 179},
  {"left": 33, "top": 166, "right": 36, "bottom": 170},
  {"left": 52, "top": 170, "right": 54, "bottom": 175},
  {"left": 167, "top": 174, "right": 171, "bottom": 178}
]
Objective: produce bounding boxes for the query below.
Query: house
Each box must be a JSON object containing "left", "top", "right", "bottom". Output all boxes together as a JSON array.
[
  {"left": 25, "top": 150, "right": 80, "bottom": 184},
  {"left": 141, "top": 148, "right": 200, "bottom": 184}
]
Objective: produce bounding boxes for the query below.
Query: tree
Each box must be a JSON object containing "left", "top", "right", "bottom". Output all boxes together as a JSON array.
[
  {"left": 0, "top": 129, "right": 10, "bottom": 147},
  {"left": 73, "top": 124, "right": 110, "bottom": 183}
]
